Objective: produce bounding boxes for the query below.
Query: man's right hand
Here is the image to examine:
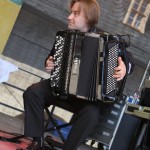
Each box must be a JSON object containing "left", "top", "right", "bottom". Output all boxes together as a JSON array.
[{"left": 45, "top": 56, "right": 55, "bottom": 72}]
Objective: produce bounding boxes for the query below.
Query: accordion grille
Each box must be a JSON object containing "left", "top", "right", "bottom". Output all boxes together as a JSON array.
[
  {"left": 106, "top": 44, "right": 118, "bottom": 94},
  {"left": 50, "top": 35, "right": 65, "bottom": 90}
]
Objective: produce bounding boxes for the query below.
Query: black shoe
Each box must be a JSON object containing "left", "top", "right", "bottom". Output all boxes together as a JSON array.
[{"left": 24, "top": 141, "right": 52, "bottom": 150}]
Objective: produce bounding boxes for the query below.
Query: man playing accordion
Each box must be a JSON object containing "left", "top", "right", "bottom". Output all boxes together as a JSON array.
[{"left": 23, "top": 0, "right": 134, "bottom": 149}]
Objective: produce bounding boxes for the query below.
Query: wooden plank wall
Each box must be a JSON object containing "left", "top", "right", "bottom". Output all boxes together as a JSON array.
[{"left": 98, "top": 0, "right": 150, "bottom": 66}]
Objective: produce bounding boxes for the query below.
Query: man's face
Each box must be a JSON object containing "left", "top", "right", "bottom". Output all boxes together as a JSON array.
[{"left": 68, "top": 2, "right": 89, "bottom": 32}]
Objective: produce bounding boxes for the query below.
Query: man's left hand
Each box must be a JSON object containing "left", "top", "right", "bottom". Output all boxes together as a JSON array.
[{"left": 113, "top": 57, "right": 126, "bottom": 81}]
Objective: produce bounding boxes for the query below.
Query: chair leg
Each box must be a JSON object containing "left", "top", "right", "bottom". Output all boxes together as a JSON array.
[{"left": 44, "top": 107, "right": 68, "bottom": 143}]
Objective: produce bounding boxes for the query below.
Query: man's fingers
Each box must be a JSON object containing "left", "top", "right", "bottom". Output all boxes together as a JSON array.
[
  {"left": 118, "top": 57, "right": 122, "bottom": 65},
  {"left": 48, "top": 56, "right": 54, "bottom": 61}
]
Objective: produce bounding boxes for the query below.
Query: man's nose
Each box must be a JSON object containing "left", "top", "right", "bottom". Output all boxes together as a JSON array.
[{"left": 68, "top": 13, "right": 73, "bottom": 20}]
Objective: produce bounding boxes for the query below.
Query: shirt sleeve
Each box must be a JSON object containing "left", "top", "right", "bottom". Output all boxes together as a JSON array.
[
  {"left": 126, "top": 51, "right": 135, "bottom": 75},
  {"left": 118, "top": 39, "right": 135, "bottom": 75},
  {"left": 44, "top": 43, "right": 55, "bottom": 67}
]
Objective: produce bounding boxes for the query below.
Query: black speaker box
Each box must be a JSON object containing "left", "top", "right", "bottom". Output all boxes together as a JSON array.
[
  {"left": 110, "top": 113, "right": 140, "bottom": 150},
  {"left": 140, "top": 88, "right": 150, "bottom": 107}
]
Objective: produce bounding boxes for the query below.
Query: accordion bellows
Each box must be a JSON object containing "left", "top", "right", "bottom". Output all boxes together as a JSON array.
[{"left": 50, "top": 30, "right": 128, "bottom": 102}]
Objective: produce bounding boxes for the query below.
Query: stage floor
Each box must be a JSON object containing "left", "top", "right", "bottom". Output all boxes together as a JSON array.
[
  {"left": 0, "top": 112, "right": 97, "bottom": 150},
  {"left": 0, "top": 112, "right": 67, "bottom": 150},
  {"left": 0, "top": 112, "right": 24, "bottom": 135}
]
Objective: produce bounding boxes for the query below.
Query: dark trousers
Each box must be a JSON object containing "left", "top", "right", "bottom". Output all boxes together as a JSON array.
[{"left": 23, "top": 79, "right": 100, "bottom": 150}]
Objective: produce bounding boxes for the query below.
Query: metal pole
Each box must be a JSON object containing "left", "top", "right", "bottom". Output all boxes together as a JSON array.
[
  {"left": 133, "top": 60, "right": 150, "bottom": 102},
  {"left": 138, "top": 60, "right": 150, "bottom": 91}
]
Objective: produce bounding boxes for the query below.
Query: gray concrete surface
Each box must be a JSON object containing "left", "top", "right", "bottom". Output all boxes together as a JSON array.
[{"left": 0, "top": 55, "right": 73, "bottom": 122}]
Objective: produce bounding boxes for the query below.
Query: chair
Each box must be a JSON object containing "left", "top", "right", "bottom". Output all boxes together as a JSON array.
[
  {"left": 44, "top": 101, "right": 76, "bottom": 149},
  {"left": 44, "top": 103, "right": 98, "bottom": 150}
]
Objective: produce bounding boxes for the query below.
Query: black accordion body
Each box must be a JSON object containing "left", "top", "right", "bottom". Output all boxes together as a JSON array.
[{"left": 50, "top": 30, "right": 128, "bottom": 102}]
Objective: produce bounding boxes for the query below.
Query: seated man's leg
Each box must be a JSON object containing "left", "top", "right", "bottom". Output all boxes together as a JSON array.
[
  {"left": 63, "top": 102, "right": 100, "bottom": 150},
  {"left": 23, "top": 79, "right": 59, "bottom": 148},
  {"left": 24, "top": 80, "right": 100, "bottom": 150}
]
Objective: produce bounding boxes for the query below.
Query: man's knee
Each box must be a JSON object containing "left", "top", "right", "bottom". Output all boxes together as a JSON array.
[
  {"left": 23, "top": 85, "right": 35, "bottom": 100},
  {"left": 81, "top": 105, "right": 100, "bottom": 121}
]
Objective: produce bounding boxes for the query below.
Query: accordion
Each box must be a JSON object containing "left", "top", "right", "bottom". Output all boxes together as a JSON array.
[{"left": 50, "top": 30, "right": 128, "bottom": 102}]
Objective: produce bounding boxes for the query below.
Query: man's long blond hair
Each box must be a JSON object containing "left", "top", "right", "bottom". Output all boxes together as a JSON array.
[{"left": 69, "top": 0, "right": 100, "bottom": 27}]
